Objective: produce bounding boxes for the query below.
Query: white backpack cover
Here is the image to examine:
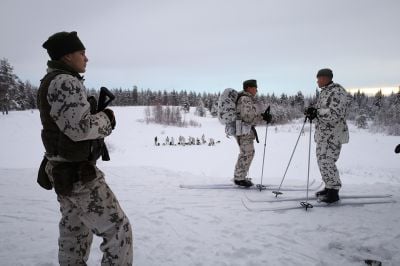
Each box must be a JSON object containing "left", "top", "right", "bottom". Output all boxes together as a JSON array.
[{"left": 218, "top": 88, "right": 239, "bottom": 136}]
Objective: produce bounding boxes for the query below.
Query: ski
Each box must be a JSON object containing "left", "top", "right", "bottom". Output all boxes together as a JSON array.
[
  {"left": 179, "top": 179, "right": 322, "bottom": 191},
  {"left": 241, "top": 198, "right": 396, "bottom": 212},
  {"left": 245, "top": 193, "right": 393, "bottom": 203}
]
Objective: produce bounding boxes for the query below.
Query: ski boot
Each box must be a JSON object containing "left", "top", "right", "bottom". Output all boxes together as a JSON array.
[
  {"left": 319, "top": 188, "right": 340, "bottom": 204},
  {"left": 234, "top": 178, "right": 254, "bottom": 188},
  {"left": 315, "top": 188, "right": 328, "bottom": 198}
]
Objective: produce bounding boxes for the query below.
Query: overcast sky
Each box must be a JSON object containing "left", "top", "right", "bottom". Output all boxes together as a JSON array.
[{"left": 1, "top": 0, "right": 399, "bottom": 95}]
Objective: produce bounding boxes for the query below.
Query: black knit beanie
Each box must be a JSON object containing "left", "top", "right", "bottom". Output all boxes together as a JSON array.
[
  {"left": 42, "top": 31, "right": 85, "bottom": 60},
  {"left": 316, "top": 68, "right": 333, "bottom": 79}
]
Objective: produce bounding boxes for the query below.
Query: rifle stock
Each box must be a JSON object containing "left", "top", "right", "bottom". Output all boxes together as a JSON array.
[
  {"left": 97, "top": 87, "right": 115, "bottom": 161},
  {"left": 97, "top": 87, "right": 115, "bottom": 112}
]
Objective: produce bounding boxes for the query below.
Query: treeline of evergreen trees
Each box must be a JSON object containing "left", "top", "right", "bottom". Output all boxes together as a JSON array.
[
  {"left": 143, "top": 105, "right": 201, "bottom": 127},
  {"left": 0, "top": 58, "right": 37, "bottom": 114},
  {"left": 1, "top": 57, "right": 399, "bottom": 135},
  {"left": 349, "top": 89, "right": 400, "bottom": 135},
  {"left": 89, "top": 88, "right": 310, "bottom": 125}
]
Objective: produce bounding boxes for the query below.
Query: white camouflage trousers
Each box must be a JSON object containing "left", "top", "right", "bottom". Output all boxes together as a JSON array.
[
  {"left": 46, "top": 162, "right": 133, "bottom": 265},
  {"left": 316, "top": 139, "right": 342, "bottom": 190},
  {"left": 234, "top": 135, "right": 255, "bottom": 180}
]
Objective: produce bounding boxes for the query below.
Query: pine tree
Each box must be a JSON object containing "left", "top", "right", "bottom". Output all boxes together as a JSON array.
[
  {"left": 132, "top": 86, "right": 138, "bottom": 105},
  {"left": 386, "top": 88, "right": 400, "bottom": 135},
  {"left": 210, "top": 102, "right": 218, "bottom": 117},
  {"left": 294, "top": 91, "right": 305, "bottom": 110},
  {"left": 195, "top": 99, "right": 206, "bottom": 117},
  {"left": 0, "top": 58, "right": 19, "bottom": 114},
  {"left": 374, "top": 90, "right": 383, "bottom": 110},
  {"left": 280, "top": 93, "right": 288, "bottom": 105},
  {"left": 13, "top": 79, "right": 28, "bottom": 110},
  {"left": 25, "top": 81, "right": 37, "bottom": 109},
  {"left": 181, "top": 94, "right": 190, "bottom": 113},
  {"left": 355, "top": 115, "right": 368, "bottom": 129}
]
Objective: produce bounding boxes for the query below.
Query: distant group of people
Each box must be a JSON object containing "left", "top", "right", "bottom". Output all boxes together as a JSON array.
[{"left": 154, "top": 134, "right": 219, "bottom": 146}]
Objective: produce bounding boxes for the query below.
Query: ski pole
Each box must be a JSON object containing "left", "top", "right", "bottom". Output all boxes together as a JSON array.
[
  {"left": 300, "top": 118, "right": 314, "bottom": 211},
  {"left": 272, "top": 118, "right": 307, "bottom": 197},
  {"left": 257, "top": 123, "right": 269, "bottom": 191}
]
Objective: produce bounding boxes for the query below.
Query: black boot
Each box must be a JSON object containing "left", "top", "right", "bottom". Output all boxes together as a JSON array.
[
  {"left": 234, "top": 179, "right": 254, "bottom": 188},
  {"left": 319, "top": 188, "right": 340, "bottom": 203},
  {"left": 315, "top": 188, "right": 328, "bottom": 197}
]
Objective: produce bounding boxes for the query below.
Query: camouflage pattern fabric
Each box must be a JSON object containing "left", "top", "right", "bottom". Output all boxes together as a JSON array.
[
  {"left": 316, "top": 140, "right": 342, "bottom": 189},
  {"left": 236, "top": 91, "right": 263, "bottom": 126},
  {"left": 315, "top": 82, "right": 349, "bottom": 144},
  {"left": 42, "top": 66, "right": 133, "bottom": 264},
  {"left": 47, "top": 72, "right": 112, "bottom": 143},
  {"left": 233, "top": 91, "right": 263, "bottom": 180},
  {"left": 234, "top": 133, "right": 255, "bottom": 180},
  {"left": 218, "top": 88, "right": 238, "bottom": 124},
  {"left": 315, "top": 82, "right": 350, "bottom": 190},
  {"left": 46, "top": 161, "right": 133, "bottom": 265}
]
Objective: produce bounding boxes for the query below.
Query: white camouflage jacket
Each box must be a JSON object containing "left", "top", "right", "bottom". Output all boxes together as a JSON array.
[
  {"left": 315, "top": 82, "right": 350, "bottom": 144},
  {"left": 236, "top": 91, "right": 263, "bottom": 137},
  {"left": 47, "top": 68, "right": 113, "bottom": 145}
]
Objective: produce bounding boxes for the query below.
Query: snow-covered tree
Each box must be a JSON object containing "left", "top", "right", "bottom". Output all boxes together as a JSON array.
[
  {"left": 294, "top": 91, "right": 305, "bottom": 111},
  {"left": 210, "top": 102, "right": 218, "bottom": 117},
  {"left": 144, "top": 106, "right": 151, "bottom": 124},
  {"left": 180, "top": 94, "right": 190, "bottom": 113},
  {"left": 355, "top": 115, "right": 368, "bottom": 129},
  {"left": 0, "top": 58, "right": 18, "bottom": 114},
  {"left": 195, "top": 99, "right": 206, "bottom": 117},
  {"left": 146, "top": 104, "right": 198, "bottom": 127},
  {"left": 374, "top": 90, "right": 383, "bottom": 110},
  {"left": 24, "top": 81, "right": 37, "bottom": 109}
]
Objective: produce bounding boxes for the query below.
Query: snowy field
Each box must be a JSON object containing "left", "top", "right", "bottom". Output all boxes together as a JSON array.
[{"left": 0, "top": 106, "right": 399, "bottom": 266}]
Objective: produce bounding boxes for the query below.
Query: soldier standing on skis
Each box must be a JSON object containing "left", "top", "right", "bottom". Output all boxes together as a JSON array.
[
  {"left": 305, "top": 68, "right": 350, "bottom": 203},
  {"left": 234, "top": 79, "right": 272, "bottom": 187},
  {"left": 38, "top": 31, "right": 133, "bottom": 265}
]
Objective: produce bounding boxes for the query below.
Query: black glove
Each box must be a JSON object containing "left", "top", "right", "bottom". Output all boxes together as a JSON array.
[
  {"left": 395, "top": 144, "right": 400, "bottom": 154},
  {"left": 103, "top": 108, "right": 116, "bottom": 129},
  {"left": 262, "top": 106, "right": 272, "bottom": 124},
  {"left": 304, "top": 107, "right": 318, "bottom": 121}
]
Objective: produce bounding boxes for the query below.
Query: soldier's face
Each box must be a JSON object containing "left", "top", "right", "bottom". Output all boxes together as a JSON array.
[
  {"left": 317, "top": 76, "right": 331, "bottom": 88},
  {"left": 247, "top": 87, "right": 258, "bottom": 96},
  {"left": 63, "top": 50, "right": 88, "bottom": 73}
]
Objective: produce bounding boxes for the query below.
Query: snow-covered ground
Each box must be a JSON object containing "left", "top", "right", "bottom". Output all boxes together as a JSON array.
[{"left": 0, "top": 107, "right": 399, "bottom": 266}]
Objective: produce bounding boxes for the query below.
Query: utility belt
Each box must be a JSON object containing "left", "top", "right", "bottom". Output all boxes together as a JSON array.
[{"left": 37, "top": 157, "right": 98, "bottom": 196}]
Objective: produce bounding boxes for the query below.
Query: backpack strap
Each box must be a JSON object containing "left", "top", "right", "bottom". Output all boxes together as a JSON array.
[
  {"left": 235, "top": 92, "right": 246, "bottom": 105},
  {"left": 39, "top": 70, "right": 70, "bottom": 88}
]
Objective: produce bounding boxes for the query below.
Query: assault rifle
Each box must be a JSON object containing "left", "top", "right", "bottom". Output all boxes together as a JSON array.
[{"left": 97, "top": 87, "right": 115, "bottom": 161}]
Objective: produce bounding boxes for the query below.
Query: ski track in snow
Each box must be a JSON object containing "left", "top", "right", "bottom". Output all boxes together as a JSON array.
[{"left": 1, "top": 108, "right": 400, "bottom": 266}]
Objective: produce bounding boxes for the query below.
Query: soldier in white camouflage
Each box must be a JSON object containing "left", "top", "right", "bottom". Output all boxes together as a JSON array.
[
  {"left": 234, "top": 80, "right": 272, "bottom": 187},
  {"left": 305, "top": 68, "right": 350, "bottom": 203},
  {"left": 38, "top": 31, "right": 133, "bottom": 265}
]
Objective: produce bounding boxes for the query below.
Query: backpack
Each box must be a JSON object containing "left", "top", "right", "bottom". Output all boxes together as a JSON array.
[{"left": 218, "top": 88, "right": 244, "bottom": 136}]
